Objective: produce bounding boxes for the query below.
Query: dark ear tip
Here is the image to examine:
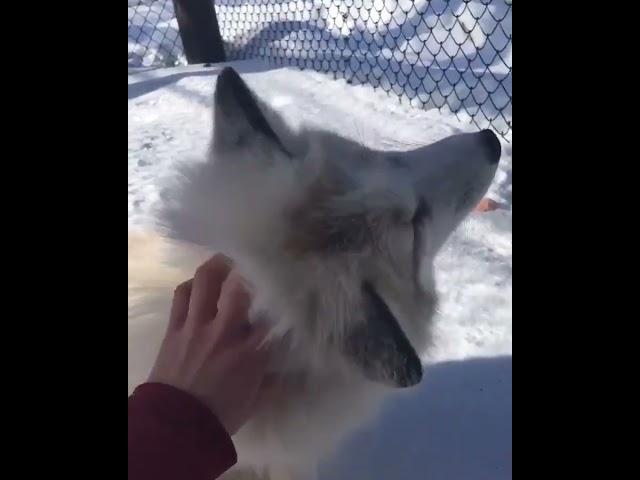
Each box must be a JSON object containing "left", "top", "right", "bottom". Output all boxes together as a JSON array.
[
  {"left": 395, "top": 359, "right": 423, "bottom": 388},
  {"left": 218, "top": 66, "right": 240, "bottom": 83},
  {"left": 215, "top": 67, "right": 243, "bottom": 98}
]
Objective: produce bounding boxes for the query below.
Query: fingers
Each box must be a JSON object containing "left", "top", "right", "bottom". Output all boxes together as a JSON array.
[
  {"left": 216, "top": 270, "right": 252, "bottom": 334},
  {"left": 168, "top": 279, "right": 193, "bottom": 330},
  {"left": 188, "top": 254, "right": 233, "bottom": 325},
  {"left": 185, "top": 256, "right": 270, "bottom": 353},
  {"left": 245, "top": 318, "right": 271, "bottom": 351}
]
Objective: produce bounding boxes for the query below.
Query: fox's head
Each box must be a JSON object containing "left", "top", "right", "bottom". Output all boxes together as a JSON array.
[{"left": 160, "top": 67, "right": 501, "bottom": 389}]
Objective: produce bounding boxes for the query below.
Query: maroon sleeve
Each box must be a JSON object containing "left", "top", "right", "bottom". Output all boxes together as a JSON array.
[{"left": 128, "top": 382, "right": 237, "bottom": 480}]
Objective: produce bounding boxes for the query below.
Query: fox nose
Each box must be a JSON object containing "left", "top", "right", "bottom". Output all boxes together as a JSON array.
[{"left": 478, "top": 129, "right": 501, "bottom": 164}]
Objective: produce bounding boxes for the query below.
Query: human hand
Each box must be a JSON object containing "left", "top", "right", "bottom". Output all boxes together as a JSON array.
[{"left": 148, "top": 254, "right": 278, "bottom": 435}]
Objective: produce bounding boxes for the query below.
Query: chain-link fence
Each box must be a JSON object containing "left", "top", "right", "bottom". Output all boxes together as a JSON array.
[
  {"left": 129, "top": 0, "right": 512, "bottom": 139},
  {"left": 128, "top": 0, "right": 185, "bottom": 67}
]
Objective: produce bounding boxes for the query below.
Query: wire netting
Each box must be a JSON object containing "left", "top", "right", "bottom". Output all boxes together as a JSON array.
[{"left": 128, "top": 0, "right": 512, "bottom": 139}]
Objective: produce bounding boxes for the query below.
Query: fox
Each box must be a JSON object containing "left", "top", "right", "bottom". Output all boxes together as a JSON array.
[{"left": 128, "top": 66, "right": 501, "bottom": 480}]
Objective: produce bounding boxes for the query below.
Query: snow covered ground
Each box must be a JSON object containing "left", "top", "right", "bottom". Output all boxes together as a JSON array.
[
  {"left": 128, "top": 0, "right": 512, "bottom": 137},
  {"left": 128, "top": 0, "right": 185, "bottom": 68},
  {"left": 128, "top": 60, "right": 512, "bottom": 479}
]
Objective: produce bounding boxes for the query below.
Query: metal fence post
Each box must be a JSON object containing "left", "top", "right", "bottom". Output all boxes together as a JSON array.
[{"left": 171, "top": 0, "right": 226, "bottom": 64}]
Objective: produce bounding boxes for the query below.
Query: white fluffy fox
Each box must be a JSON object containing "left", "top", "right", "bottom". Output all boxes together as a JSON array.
[{"left": 128, "top": 67, "right": 501, "bottom": 479}]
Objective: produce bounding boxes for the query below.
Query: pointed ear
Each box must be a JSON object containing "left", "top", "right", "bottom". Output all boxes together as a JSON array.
[
  {"left": 343, "top": 282, "right": 423, "bottom": 388},
  {"left": 213, "top": 67, "right": 290, "bottom": 156}
]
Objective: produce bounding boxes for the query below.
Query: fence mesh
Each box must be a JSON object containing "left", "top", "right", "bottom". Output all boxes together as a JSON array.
[
  {"left": 128, "top": 0, "right": 185, "bottom": 67},
  {"left": 128, "top": 0, "right": 512, "bottom": 139}
]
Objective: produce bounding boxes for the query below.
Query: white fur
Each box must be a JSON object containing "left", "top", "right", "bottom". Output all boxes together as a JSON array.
[{"left": 128, "top": 69, "right": 500, "bottom": 479}]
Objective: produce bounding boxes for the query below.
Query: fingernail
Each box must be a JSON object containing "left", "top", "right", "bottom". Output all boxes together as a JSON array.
[{"left": 210, "top": 252, "right": 234, "bottom": 267}]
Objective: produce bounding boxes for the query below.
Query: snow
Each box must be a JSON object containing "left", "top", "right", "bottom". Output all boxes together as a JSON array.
[
  {"left": 319, "top": 356, "right": 511, "bottom": 480},
  {"left": 128, "top": 60, "right": 512, "bottom": 478},
  {"left": 128, "top": 0, "right": 512, "bottom": 137},
  {"left": 128, "top": 0, "right": 185, "bottom": 68}
]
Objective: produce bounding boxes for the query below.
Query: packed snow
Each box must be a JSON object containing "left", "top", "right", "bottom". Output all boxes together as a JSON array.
[
  {"left": 128, "top": 0, "right": 512, "bottom": 137},
  {"left": 128, "top": 60, "right": 512, "bottom": 479}
]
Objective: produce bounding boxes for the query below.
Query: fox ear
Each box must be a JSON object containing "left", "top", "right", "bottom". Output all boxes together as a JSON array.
[
  {"left": 213, "top": 67, "right": 290, "bottom": 156},
  {"left": 343, "top": 283, "right": 423, "bottom": 388}
]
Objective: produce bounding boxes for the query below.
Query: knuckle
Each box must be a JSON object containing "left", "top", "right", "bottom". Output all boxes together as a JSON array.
[{"left": 174, "top": 280, "right": 191, "bottom": 295}]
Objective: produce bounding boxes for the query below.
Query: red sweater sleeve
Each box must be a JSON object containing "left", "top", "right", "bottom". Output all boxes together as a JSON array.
[{"left": 128, "top": 383, "right": 237, "bottom": 480}]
